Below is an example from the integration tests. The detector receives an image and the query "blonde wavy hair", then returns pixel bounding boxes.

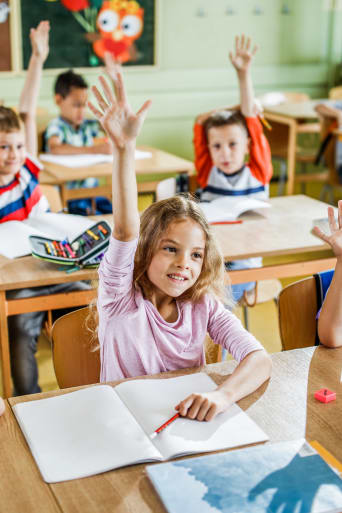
[87,194,233,347]
[134,194,232,305]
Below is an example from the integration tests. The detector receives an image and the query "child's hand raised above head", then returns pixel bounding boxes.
[30,20,50,63]
[88,73,151,150]
[313,200,342,258]
[229,34,258,75]
[103,51,122,83]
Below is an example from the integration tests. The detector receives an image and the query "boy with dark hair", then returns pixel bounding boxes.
[0,22,89,396]
[44,68,113,214]
[194,35,273,302]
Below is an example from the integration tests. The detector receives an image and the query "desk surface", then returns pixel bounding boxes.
[40,145,194,184]
[264,100,320,120]
[212,194,331,260]
[0,195,332,291]
[2,346,341,513]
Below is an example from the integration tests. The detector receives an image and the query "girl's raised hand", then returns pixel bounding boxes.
[30,20,50,63]
[88,73,151,149]
[175,389,231,422]
[313,201,342,258]
[229,34,257,74]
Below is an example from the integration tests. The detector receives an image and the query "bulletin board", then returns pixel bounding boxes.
[0,0,11,71]
[20,0,156,70]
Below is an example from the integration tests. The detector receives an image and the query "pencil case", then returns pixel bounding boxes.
[29,221,111,268]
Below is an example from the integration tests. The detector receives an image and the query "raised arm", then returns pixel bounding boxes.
[19,21,50,157]
[229,35,258,118]
[88,72,151,241]
[313,201,342,347]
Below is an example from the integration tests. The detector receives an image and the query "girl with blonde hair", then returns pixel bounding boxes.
[88,68,271,422]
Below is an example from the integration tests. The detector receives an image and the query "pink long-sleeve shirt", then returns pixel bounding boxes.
[97,237,264,382]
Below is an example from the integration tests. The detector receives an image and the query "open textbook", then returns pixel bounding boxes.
[199,197,271,223]
[39,149,152,168]
[13,372,269,483]
[147,439,342,513]
[0,212,94,259]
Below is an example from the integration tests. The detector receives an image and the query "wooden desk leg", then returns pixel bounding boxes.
[0,291,12,398]
[286,120,297,195]
[60,184,68,210]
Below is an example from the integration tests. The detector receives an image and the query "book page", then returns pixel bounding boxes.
[115,372,269,461]
[0,213,94,259]
[199,197,270,223]
[13,385,162,483]
[39,149,151,168]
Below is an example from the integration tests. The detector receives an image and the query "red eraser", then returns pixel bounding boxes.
[314,388,336,403]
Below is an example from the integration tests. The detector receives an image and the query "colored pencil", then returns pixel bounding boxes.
[150,413,180,439]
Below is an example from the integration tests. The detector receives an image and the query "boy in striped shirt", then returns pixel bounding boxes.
[193,35,273,302]
[0,22,89,396]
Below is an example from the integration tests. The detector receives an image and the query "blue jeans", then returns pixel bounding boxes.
[7,281,90,396]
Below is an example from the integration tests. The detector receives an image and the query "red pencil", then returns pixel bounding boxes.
[150,413,180,439]
[210,220,243,225]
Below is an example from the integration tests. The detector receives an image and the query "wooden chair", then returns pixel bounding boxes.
[51,305,223,389]
[278,276,318,351]
[329,86,342,101]
[51,306,100,389]
[278,270,334,351]
[259,91,321,194]
[40,184,63,213]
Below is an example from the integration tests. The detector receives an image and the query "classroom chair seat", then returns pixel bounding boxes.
[239,279,282,331]
[278,270,334,351]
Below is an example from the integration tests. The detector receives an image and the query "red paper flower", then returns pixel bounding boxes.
[61,0,89,11]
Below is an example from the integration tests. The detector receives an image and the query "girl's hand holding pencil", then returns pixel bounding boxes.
[175,389,232,422]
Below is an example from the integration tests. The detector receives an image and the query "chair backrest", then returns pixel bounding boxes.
[329,86,342,100]
[40,184,63,212]
[51,306,100,389]
[278,276,318,351]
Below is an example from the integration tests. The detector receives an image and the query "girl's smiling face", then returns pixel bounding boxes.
[147,218,206,304]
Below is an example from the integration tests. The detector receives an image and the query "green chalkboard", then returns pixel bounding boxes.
[21,0,155,69]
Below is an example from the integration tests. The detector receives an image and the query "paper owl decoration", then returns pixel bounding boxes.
[93,0,144,63]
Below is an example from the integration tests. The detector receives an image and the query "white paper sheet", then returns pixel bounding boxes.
[39,149,152,168]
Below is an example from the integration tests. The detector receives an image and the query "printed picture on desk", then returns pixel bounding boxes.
[20,0,156,69]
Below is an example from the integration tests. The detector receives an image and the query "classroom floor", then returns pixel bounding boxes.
[0,181,339,396]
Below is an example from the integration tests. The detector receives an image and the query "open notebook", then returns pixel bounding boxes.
[0,212,94,258]
[13,372,268,483]
[199,197,271,223]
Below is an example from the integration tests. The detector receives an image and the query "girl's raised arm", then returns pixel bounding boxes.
[88,73,151,241]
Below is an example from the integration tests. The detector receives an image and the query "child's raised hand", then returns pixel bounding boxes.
[88,74,151,149]
[313,201,342,258]
[103,51,122,82]
[175,389,231,422]
[229,34,257,74]
[30,20,50,62]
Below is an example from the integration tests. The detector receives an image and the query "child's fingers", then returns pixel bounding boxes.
[88,101,103,120]
[338,200,342,229]
[328,206,338,232]
[99,76,116,106]
[252,44,258,56]
[245,37,251,51]
[136,99,152,122]
[114,72,128,105]
[312,225,330,243]
[91,85,109,112]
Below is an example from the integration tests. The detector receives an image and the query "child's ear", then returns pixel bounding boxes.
[55,94,62,106]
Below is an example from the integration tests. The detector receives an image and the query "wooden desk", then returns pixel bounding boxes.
[264,101,321,195]
[1,346,341,513]
[0,196,336,398]
[216,194,336,284]
[40,146,195,208]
